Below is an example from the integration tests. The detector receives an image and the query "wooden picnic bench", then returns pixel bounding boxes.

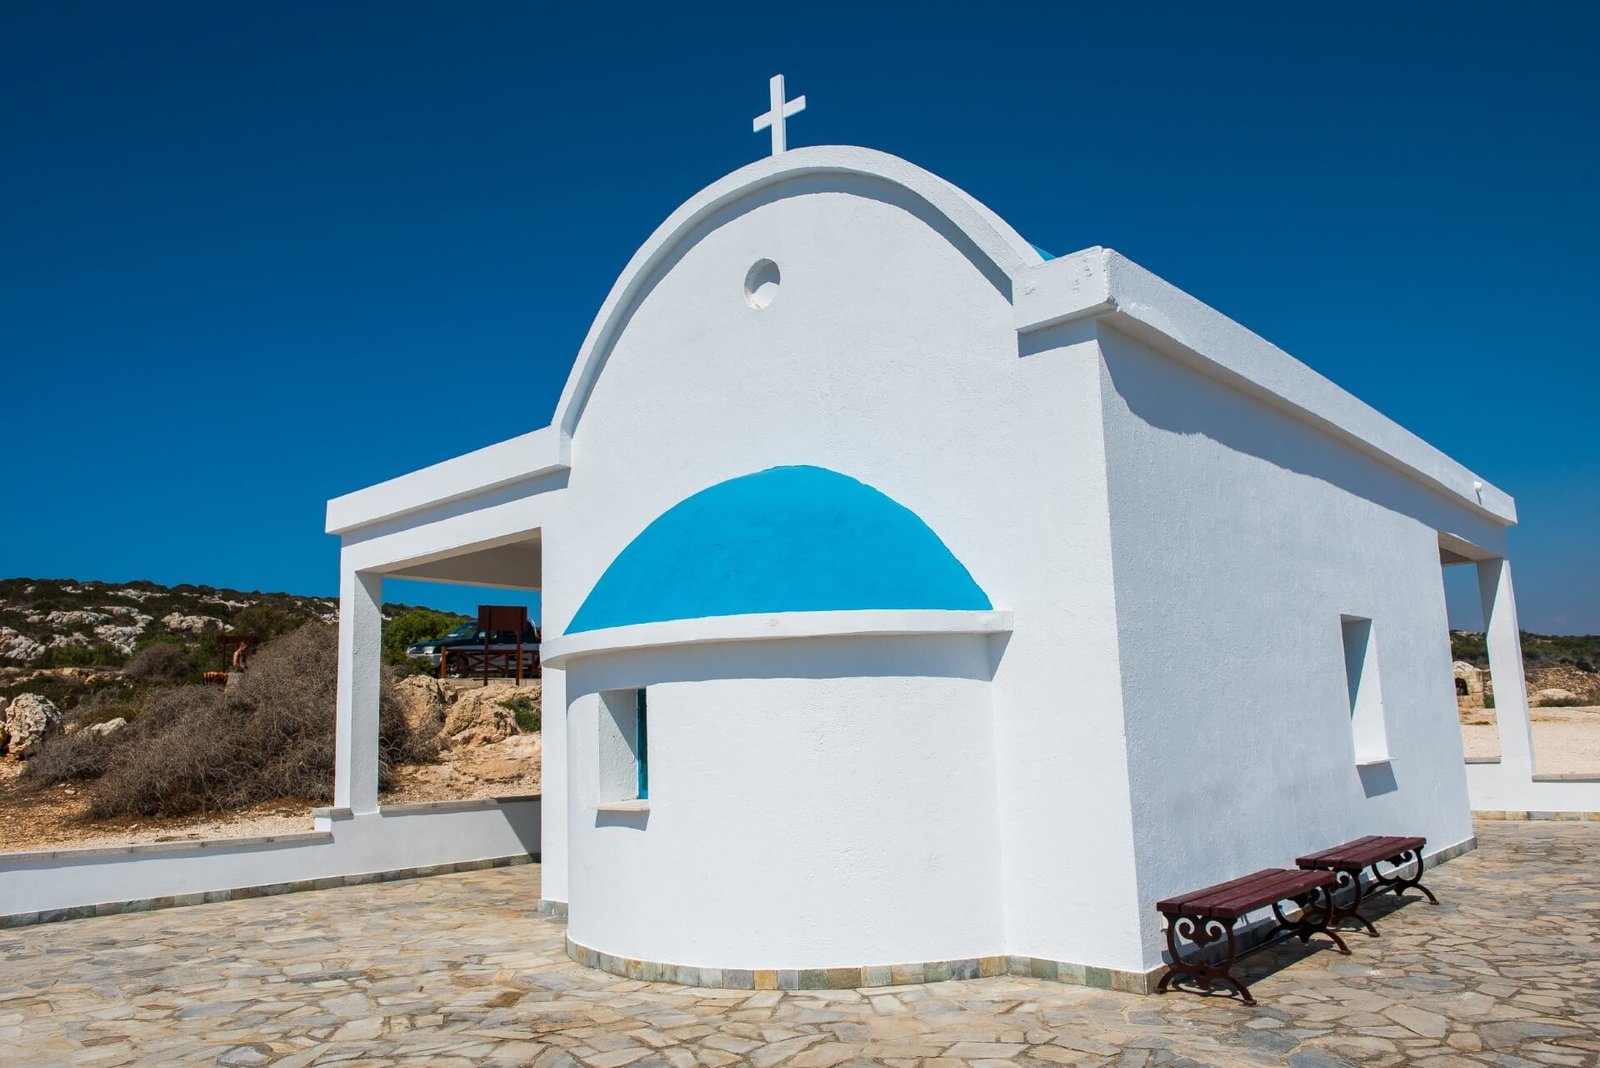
[1156,868,1350,1005]
[1295,835,1436,937]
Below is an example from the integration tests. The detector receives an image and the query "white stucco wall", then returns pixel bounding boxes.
[0,800,540,921]
[1094,326,1480,970]
[544,171,1144,970]
[562,635,1001,967]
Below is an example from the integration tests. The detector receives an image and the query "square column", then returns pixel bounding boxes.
[335,563,384,815]
[1477,557,1535,779]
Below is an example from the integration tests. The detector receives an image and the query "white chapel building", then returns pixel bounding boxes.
[313,92,1550,990]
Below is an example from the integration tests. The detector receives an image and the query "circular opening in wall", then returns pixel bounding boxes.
[744,259,780,309]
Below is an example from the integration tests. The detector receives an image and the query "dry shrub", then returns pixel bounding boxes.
[20,728,117,786]
[85,623,435,818]
[124,642,194,682]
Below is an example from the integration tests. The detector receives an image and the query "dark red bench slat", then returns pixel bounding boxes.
[1297,835,1425,870]
[1158,868,1336,920]
[1156,869,1281,912]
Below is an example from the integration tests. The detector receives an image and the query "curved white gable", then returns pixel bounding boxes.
[550,145,1044,443]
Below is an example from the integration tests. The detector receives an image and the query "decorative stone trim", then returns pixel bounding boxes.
[0,854,534,931]
[1474,809,1600,821]
[538,899,569,918]
[564,937,1161,994]
[562,839,1480,996]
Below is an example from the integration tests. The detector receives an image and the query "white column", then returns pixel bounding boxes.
[335,560,384,814]
[539,664,568,907]
[1477,557,1536,779]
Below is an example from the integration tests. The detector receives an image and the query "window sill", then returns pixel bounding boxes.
[1355,757,1395,769]
[593,799,650,813]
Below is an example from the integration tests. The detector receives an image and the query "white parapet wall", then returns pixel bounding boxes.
[0,796,540,927]
[1465,763,1600,817]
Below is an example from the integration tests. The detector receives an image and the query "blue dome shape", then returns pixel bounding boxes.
[567,466,991,633]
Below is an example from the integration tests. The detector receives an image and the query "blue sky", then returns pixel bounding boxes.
[2,3,1595,631]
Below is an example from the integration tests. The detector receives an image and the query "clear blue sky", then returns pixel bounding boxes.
[2,3,1595,631]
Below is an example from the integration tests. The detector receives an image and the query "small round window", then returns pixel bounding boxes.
[744,259,780,309]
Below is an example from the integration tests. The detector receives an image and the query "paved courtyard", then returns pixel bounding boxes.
[4,822,1597,1067]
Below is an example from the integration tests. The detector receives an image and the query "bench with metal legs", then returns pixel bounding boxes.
[1296,835,1436,937]
[1155,868,1351,1006]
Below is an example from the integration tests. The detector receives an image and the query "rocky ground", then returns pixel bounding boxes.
[6,821,1596,1065]
[0,676,541,855]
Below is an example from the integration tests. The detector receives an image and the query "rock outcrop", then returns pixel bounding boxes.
[87,717,129,737]
[4,693,63,758]
[1531,688,1581,707]
[441,688,519,749]
[391,675,449,743]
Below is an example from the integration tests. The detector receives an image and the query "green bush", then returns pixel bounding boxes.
[382,608,468,666]
[34,642,127,670]
[230,603,313,644]
[502,694,540,734]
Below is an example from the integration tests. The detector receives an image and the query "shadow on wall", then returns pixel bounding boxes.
[563,631,1007,703]
[1096,329,1504,548]
[1358,761,1399,798]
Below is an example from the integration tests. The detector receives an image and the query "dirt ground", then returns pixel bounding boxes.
[0,675,542,855]
[1459,704,1600,774]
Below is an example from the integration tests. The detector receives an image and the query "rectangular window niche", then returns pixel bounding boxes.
[1340,616,1391,765]
[598,688,647,806]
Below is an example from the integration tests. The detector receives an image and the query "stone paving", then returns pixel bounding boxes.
[3,821,1597,1067]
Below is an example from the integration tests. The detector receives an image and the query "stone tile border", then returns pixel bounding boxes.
[0,831,331,865]
[1474,809,1600,820]
[562,838,1480,996]
[565,936,1163,994]
[0,854,534,931]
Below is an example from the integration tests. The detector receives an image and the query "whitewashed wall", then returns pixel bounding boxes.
[0,800,539,922]
[562,635,1001,967]
[1095,326,1481,971]
[545,173,1145,970]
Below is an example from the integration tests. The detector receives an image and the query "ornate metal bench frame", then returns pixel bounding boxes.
[1302,841,1438,938]
[1157,882,1350,1006]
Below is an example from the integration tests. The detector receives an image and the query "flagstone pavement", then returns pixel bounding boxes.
[3,821,1597,1067]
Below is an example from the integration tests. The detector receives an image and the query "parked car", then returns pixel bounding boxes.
[406,620,541,673]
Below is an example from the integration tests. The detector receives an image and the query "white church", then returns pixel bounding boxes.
[316,78,1541,991]
[15,77,1569,987]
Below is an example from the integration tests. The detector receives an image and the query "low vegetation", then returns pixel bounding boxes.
[22,624,438,818]
[1450,631,1600,673]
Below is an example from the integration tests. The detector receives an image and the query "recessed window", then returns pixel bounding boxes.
[1340,616,1391,765]
[599,688,648,803]
[744,259,780,309]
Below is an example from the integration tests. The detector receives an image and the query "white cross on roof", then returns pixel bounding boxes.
[752,74,806,156]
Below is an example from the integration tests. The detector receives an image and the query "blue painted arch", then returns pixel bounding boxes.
[567,466,991,634]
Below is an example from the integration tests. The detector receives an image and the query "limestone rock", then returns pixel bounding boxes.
[442,689,519,749]
[87,717,129,737]
[0,627,46,663]
[1531,688,1580,707]
[392,674,448,742]
[161,612,223,634]
[4,693,63,758]
[462,733,542,783]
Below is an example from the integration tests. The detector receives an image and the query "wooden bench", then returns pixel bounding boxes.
[1295,835,1436,937]
[1156,868,1350,1004]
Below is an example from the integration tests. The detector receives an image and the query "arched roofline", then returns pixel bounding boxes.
[551,145,1042,443]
